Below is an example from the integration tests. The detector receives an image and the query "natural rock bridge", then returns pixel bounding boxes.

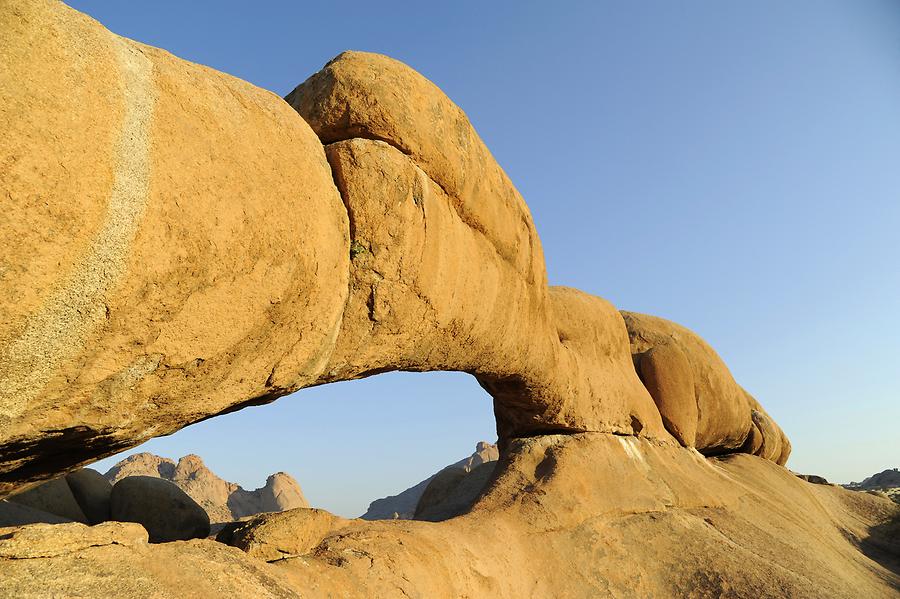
[0,2,895,597]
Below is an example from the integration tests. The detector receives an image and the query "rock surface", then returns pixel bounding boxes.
[110,476,211,542]
[0,0,348,494]
[65,468,113,524]
[1,2,891,598]
[0,521,299,598]
[3,435,898,598]
[218,508,348,562]
[0,521,148,559]
[6,477,87,523]
[361,442,499,520]
[105,453,308,523]
[622,311,790,463]
[415,461,498,522]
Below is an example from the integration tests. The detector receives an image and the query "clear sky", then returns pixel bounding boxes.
[72,1,900,517]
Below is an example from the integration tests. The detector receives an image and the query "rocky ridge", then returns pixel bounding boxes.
[846,468,900,504]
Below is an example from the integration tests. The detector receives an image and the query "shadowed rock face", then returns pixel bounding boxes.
[361,442,499,520]
[110,476,211,543]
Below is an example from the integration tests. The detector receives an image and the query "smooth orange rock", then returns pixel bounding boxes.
[0,0,347,493]
[622,311,789,463]
[636,342,698,447]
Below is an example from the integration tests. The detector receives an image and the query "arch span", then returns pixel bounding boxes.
[0,2,786,496]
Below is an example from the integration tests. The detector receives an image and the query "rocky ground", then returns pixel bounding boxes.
[2,435,899,598]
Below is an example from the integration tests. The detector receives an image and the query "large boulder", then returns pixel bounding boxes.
[414,462,498,522]
[633,341,698,447]
[6,477,87,523]
[218,508,348,562]
[4,468,111,526]
[110,476,210,542]
[65,468,112,525]
[362,441,500,520]
[0,0,348,495]
[622,311,790,463]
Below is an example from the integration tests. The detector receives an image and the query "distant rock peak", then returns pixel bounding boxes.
[102,453,308,523]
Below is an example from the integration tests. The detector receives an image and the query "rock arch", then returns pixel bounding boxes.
[0,1,785,497]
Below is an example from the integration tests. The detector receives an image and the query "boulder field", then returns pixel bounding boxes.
[0,1,897,597]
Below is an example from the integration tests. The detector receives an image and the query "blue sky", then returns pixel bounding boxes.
[73,1,900,517]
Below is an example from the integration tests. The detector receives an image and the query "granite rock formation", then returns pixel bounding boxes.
[3,435,899,598]
[0,0,348,495]
[414,461,498,522]
[361,441,498,520]
[105,453,308,523]
[622,311,789,462]
[0,1,897,597]
[0,468,113,526]
[1,0,787,495]
[110,476,211,542]
[5,476,88,523]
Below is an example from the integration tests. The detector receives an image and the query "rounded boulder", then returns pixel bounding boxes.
[65,468,112,525]
[110,476,210,542]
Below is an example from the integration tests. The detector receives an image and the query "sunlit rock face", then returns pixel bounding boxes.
[0,0,349,495]
[3,2,896,598]
[0,1,791,495]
